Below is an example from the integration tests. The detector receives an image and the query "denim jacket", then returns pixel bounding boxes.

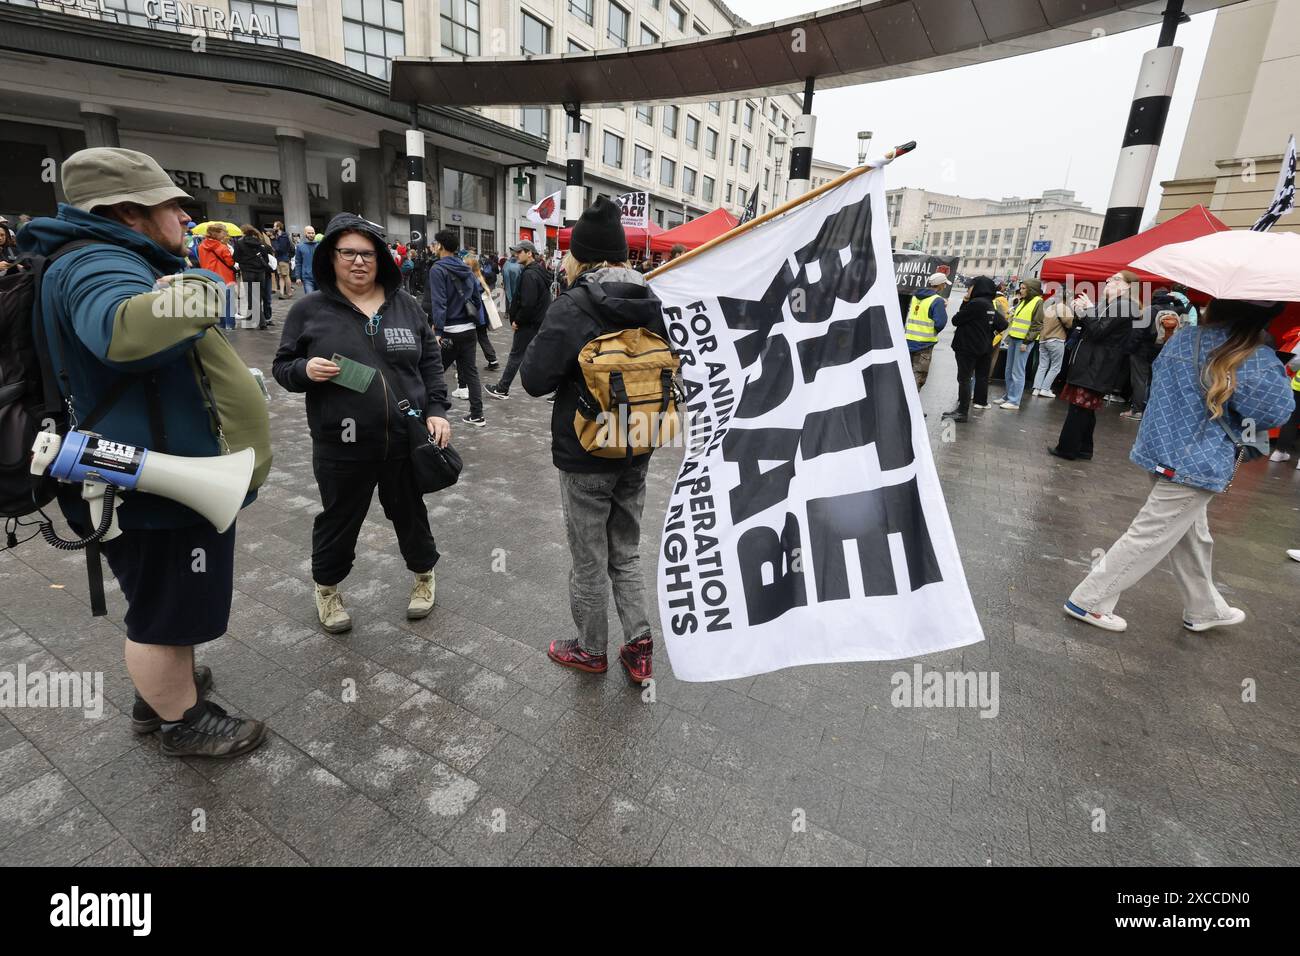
[1130,324,1292,493]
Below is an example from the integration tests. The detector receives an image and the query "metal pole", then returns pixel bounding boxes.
[405,103,427,249]
[787,78,816,198]
[564,104,584,228]
[1099,0,1186,245]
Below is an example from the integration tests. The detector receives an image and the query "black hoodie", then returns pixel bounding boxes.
[521,267,668,473]
[272,213,448,460]
[233,233,272,278]
[950,276,1006,356]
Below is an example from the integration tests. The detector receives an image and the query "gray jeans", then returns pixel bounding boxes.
[558,461,653,654]
[1070,477,1232,625]
[1033,338,1066,392]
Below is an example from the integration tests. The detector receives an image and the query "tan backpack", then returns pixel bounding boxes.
[573,319,683,459]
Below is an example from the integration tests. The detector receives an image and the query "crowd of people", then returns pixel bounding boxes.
[8,145,1298,764]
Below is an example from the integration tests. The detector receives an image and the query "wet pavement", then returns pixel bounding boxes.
[2,291,1298,866]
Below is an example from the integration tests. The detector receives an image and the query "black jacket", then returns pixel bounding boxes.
[521,267,667,473]
[233,234,271,278]
[950,276,1005,356]
[271,214,448,460]
[1066,297,1136,394]
[510,258,553,327]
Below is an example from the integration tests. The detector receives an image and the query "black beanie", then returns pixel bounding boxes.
[569,196,628,263]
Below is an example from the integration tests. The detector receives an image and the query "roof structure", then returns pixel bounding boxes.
[391,0,1241,109]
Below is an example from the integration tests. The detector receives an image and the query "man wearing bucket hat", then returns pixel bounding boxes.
[904,271,951,392]
[19,147,272,758]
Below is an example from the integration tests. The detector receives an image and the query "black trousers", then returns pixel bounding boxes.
[477,324,498,365]
[1129,354,1153,412]
[497,323,538,392]
[955,351,990,413]
[243,274,272,327]
[311,456,439,586]
[448,329,483,417]
[1056,403,1096,459]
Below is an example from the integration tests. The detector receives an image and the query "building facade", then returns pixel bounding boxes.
[883,187,994,251]
[1156,0,1300,232]
[921,189,1104,280]
[465,0,806,236]
[0,0,548,255]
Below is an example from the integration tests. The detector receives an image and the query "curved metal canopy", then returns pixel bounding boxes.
[390,0,1240,109]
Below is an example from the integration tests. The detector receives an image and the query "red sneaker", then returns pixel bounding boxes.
[548,639,608,673]
[619,635,653,685]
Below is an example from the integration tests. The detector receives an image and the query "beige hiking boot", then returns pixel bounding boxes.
[407,570,436,620]
[314,583,352,633]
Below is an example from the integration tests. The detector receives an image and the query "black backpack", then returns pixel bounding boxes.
[0,243,92,524]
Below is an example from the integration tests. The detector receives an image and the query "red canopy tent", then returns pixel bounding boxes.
[1040,205,1230,286]
[648,208,740,254]
[556,221,665,252]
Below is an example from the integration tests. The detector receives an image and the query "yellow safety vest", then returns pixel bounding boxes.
[1007,296,1041,340]
[905,294,941,345]
[1292,366,1300,392]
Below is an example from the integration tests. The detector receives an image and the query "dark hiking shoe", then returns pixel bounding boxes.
[485,384,510,400]
[619,635,653,685]
[547,639,608,674]
[159,700,268,759]
[132,666,214,734]
[485,362,500,371]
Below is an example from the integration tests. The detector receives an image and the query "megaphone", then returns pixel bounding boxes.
[30,430,254,542]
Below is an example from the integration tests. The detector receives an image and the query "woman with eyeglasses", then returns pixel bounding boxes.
[272,213,451,635]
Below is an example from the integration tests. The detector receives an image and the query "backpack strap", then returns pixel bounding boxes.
[608,370,632,459]
[31,239,108,426]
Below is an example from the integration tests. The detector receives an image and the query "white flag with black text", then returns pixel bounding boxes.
[649,166,983,682]
[1253,134,1296,232]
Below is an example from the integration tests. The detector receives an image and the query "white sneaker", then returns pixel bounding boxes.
[972,403,989,410]
[1183,606,1245,632]
[1287,549,1300,563]
[1063,601,1127,632]
[1269,450,1292,462]
[999,401,1020,410]
[452,387,469,400]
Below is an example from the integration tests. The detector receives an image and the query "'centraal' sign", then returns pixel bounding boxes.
[166,169,325,199]
[52,0,279,38]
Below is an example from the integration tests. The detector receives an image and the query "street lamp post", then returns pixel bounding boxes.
[919,211,933,253]
[1019,198,1042,280]
[857,130,873,167]
[774,135,787,204]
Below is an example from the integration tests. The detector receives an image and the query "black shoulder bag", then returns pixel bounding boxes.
[394,396,463,494]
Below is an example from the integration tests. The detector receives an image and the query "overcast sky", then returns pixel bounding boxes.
[727,1,1217,217]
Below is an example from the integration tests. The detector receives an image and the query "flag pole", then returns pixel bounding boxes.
[647,141,916,280]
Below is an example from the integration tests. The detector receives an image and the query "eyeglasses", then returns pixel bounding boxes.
[335,248,377,263]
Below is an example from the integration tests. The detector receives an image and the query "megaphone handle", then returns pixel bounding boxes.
[83,481,122,542]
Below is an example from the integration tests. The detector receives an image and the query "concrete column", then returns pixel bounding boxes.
[80,103,120,148]
[359,147,385,226]
[275,127,312,236]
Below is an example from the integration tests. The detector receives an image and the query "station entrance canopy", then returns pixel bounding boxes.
[390,0,1239,109]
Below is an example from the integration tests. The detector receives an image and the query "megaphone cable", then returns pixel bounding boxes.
[39,484,118,550]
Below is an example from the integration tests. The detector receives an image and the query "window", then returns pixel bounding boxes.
[942,232,952,245]
[953,233,963,246]
[607,2,629,46]
[1016,228,1027,248]
[442,168,495,214]
[728,138,736,165]
[636,105,653,125]
[704,128,718,158]
[521,11,551,55]
[660,157,676,187]
[743,102,755,130]
[702,176,715,203]
[640,23,658,45]
[481,229,496,254]
[738,186,748,207]
[685,115,699,149]
[977,229,988,244]
[663,105,678,138]
[569,0,592,26]
[766,132,773,156]
[668,3,686,31]
[602,131,624,169]
[682,167,697,196]
[763,167,770,191]
[708,101,720,115]
[740,144,751,172]
[520,108,549,138]
[990,229,1001,245]
[343,0,404,79]
[693,21,707,36]
[725,183,733,203]
[567,38,588,53]
[770,104,779,124]
[231,1,301,49]
[582,120,592,158]
[634,145,653,179]
[782,115,789,133]
[731,101,738,122]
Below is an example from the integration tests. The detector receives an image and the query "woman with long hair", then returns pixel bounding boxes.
[233,224,274,329]
[1063,298,1293,633]
[1048,271,1142,460]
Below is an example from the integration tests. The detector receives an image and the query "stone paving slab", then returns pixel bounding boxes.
[2,293,1298,866]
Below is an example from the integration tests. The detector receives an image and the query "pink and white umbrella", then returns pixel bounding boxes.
[1129,229,1300,301]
